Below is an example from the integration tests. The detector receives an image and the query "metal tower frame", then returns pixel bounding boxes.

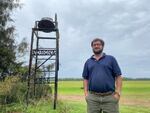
[27,14,59,109]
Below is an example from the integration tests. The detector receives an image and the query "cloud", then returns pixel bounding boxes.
[14,0,150,78]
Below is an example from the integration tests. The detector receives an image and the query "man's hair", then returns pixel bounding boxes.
[91,38,105,47]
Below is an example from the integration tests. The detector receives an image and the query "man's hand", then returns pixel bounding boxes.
[85,91,88,97]
[113,92,120,100]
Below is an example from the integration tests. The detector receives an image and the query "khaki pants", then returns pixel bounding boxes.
[85,92,119,113]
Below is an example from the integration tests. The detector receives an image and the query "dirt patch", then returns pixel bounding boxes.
[120,97,150,107]
[58,95,85,101]
[58,95,150,107]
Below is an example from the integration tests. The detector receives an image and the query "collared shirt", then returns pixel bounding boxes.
[82,53,122,93]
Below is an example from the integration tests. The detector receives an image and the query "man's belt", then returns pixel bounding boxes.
[89,91,113,96]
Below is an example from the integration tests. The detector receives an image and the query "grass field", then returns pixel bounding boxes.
[57,80,150,113]
[1,80,150,113]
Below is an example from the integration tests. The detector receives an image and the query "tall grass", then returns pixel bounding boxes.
[0,76,52,113]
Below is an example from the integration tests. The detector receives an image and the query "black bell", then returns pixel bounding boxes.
[38,17,55,33]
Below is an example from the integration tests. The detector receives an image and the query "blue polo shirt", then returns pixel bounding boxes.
[82,53,122,93]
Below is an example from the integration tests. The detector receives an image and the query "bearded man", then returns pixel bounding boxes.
[82,38,123,113]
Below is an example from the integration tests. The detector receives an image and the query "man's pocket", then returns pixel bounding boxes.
[111,94,119,102]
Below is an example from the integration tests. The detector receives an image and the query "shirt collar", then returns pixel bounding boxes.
[90,52,106,60]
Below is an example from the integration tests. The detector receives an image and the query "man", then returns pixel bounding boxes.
[82,38,122,113]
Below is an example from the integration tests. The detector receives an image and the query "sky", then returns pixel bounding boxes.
[12,0,150,78]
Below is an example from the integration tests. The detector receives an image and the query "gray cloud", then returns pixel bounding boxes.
[14,0,150,78]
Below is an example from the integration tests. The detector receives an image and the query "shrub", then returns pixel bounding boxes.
[0,76,52,104]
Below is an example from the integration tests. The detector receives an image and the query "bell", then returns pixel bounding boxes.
[38,17,55,33]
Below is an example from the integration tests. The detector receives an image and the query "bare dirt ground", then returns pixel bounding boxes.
[58,95,150,107]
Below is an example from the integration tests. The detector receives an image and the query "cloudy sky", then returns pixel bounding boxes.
[13,0,150,78]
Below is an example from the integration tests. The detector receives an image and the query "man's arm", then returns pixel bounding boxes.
[115,75,123,97]
[83,79,88,97]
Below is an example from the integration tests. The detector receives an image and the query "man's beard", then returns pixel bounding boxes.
[93,49,103,55]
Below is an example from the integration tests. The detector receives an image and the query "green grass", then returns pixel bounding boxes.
[58,80,150,96]
[57,80,150,113]
[1,99,72,113]
[2,80,150,113]
[120,105,150,113]
[58,81,83,95]
[122,81,150,101]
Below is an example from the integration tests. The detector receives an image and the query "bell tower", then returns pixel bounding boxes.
[27,14,59,109]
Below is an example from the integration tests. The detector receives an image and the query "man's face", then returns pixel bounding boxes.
[92,41,103,55]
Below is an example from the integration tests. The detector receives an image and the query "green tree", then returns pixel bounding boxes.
[0,0,21,77]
